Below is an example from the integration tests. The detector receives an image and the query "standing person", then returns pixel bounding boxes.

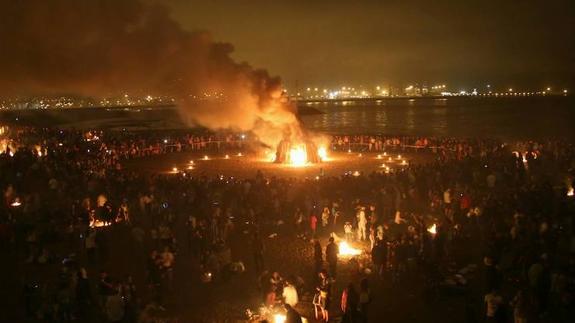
[358,278,371,323]
[314,239,323,274]
[314,270,331,322]
[85,229,97,263]
[510,290,528,323]
[185,215,196,252]
[105,286,125,323]
[147,251,161,294]
[283,278,299,307]
[310,213,318,237]
[357,207,367,241]
[326,237,339,279]
[285,303,303,323]
[371,240,387,278]
[344,222,354,241]
[331,202,339,226]
[484,289,504,323]
[321,207,330,229]
[160,246,175,290]
[75,268,91,320]
[341,283,358,323]
[120,275,137,322]
[98,271,114,309]
[294,208,304,237]
[252,232,265,274]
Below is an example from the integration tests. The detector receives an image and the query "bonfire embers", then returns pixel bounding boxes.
[275,138,321,166]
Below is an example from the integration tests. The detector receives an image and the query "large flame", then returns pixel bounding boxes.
[318,146,328,161]
[339,241,361,256]
[273,313,286,323]
[289,146,307,166]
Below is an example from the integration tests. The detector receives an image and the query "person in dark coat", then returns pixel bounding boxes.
[371,240,387,277]
[325,237,339,278]
[285,303,303,323]
[341,283,359,323]
[75,268,91,319]
[253,232,265,274]
[313,239,323,274]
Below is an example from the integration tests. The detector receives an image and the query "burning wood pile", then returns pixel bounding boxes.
[274,138,324,166]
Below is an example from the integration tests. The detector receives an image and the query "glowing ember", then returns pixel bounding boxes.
[237,152,243,157]
[201,271,213,283]
[427,224,437,234]
[397,154,402,159]
[339,241,361,256]
[358,153,363,157]
[203,155,209,160]
[383,152,387,156]
[568,188,574,197]
[401,160,408,165]
[172,167,178,173]
[189,160,194,164]
[224,154,230,159]
[388,157,393,162]
[380,163,386,168]
[347,149,352,153]
[11,200,22,207]
[187,165,194,170]
[267,151,276,162]
[289,146,307,166]
[377,154,382,159]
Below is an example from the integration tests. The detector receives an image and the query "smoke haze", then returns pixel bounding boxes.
[0,0,300,145]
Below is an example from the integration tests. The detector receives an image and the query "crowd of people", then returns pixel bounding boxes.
[1,125,574,322]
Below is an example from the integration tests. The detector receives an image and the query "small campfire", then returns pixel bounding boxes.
[90,219,112,228]
[339,241,362,257]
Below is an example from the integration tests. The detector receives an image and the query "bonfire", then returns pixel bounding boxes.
[339,241,362,257]
[274,137,325,166]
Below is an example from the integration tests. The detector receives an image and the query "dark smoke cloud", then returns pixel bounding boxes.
[0,0,300,143]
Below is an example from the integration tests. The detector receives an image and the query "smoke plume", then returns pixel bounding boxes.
[0,0,301,145]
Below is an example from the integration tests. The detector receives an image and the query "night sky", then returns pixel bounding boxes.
[166,0,575,90]
[0,0,573,97]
